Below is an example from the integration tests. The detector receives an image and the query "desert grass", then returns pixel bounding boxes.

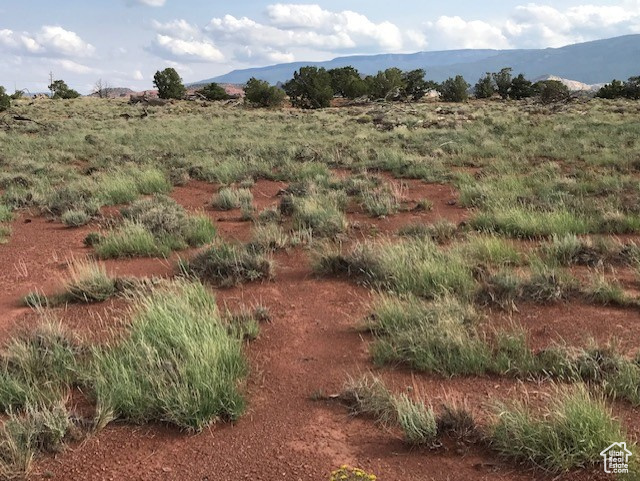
[491,386,626,472]
[91,280,248,431]
[211,187,253,211]
[94,196,216,258]
[180,241,274,286]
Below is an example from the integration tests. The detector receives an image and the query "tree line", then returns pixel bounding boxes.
[1,67,638,113]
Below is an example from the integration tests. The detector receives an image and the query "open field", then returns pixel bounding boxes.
[0,97,640,480]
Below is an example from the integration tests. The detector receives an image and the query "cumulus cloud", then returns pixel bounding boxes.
[424,3,640,50]
[149,18,225,62]
[152,34,224,62]
[54,59,98,74]
[0,25,95,57]
[426,16,510,49]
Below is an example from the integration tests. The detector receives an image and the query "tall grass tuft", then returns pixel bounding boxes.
[91,280,248,431]
[491,386,626,472]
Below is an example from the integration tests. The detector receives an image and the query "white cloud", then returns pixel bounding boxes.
[133,70,144,80]
[54,59,97,74]
[152,19,200,40]
[129,0,166,6]
[422,3,640,51]
[426,16,510,49]
[153,34,224,62]
[0,26,94,58]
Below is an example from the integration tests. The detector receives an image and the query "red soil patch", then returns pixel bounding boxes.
[491,301,640,355]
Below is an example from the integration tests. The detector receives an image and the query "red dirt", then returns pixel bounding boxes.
[0,180,637,481]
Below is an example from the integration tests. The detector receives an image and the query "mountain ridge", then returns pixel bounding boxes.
[195,34,640,86]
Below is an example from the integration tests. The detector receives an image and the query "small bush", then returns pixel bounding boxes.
[211,188,253,211]
[491,387,625,472]
[62,258,117,303]
[95,196,216,258]
[60,209,91,227]
[0,402,71,479]
[95,222,166,258]
[0,323,80,411]
[291,195,347,238]
[361,185,403,218]
[181,242,274,286]
[91,281,247,431]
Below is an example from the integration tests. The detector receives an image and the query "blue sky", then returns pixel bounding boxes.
[1,0,638,93]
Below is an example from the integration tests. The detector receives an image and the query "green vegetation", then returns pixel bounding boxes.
[0,86,10,112]
[181,241,274,286]
[341,375,437,445]
[438,75,470,102]
[93,196,216,258]
[153,68,186,100]
[48,79,80,99]
[491,387,625,472]
[91,281,248,431]
[212,187,253,210]
[197,82,231,101]
[244,78,286,107]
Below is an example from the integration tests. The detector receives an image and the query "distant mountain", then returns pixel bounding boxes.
[197,35,640,86]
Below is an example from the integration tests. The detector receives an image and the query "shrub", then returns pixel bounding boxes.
[491,387,625,472]
[211,188,253,210]
[291,195,347,238]
[438,75,470,102]
[329,466,377,481]
[181,242,274,286]
[341,374,437,445]
[95,222,166,258]
[60,209,91,227]
[361,185,402,218]
[197,82,231,101]
[91,281,248,431]
[0,402,71,479]
[0,323,80,411]
[534,80,570,104]
[369,294,489,375]
[0,86,10,112]
[62,258,117,303]
[284,66,334,109]
[244,78,285,108]
[153,68,186,100]
[94,196,216,258]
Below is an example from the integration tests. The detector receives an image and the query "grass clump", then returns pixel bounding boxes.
[181,241,274,287]
[211,187,253,211]
[341,375,437,445]
[0,323,80,411]
[368,295,490,375]
[291,194,347,238]
[398,220,458,244]
[491,386,626,472]
[94,196,216,258]
[91,280,248,431]
[361,184,404,218]
[95,221,166,258]
[0,402,72,480]
[314,238,474,299]
[471,207,592,239]
[60,209,91,227]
